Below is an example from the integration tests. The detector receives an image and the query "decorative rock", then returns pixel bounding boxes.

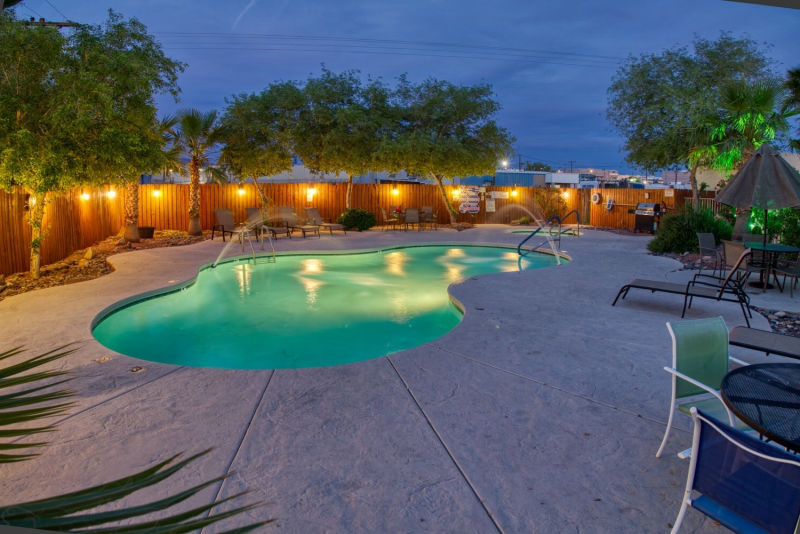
[776,311,788,318]
[117,238,126,246]
[84,247,93,260]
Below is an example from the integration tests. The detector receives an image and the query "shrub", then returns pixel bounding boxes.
[337,208,376,231]
[647,206,732,254]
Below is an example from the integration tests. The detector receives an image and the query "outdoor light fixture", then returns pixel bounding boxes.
[502,160,509,169]
[392,186,399,196]
[106,189,117,199]
[237,187,245,196]
[24,194,34,211]
[451,189,460,199]
[511,186,518,197]
[80,192,90,201]
[561,190,569,200]
[152,189,161,197]
[307,186,316,203]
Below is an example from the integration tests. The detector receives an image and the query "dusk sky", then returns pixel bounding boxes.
[13,0,800,174]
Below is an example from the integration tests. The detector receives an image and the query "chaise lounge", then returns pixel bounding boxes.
[612,248,753,326]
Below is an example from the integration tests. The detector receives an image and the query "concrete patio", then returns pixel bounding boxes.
[1,225,796,533]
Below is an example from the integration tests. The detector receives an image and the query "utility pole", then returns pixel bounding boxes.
[568,160,575,173]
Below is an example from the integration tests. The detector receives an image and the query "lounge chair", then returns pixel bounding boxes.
[277,206,320,238]
[380,207,400,231]
[612,248,753,326]
[670,408,800,534]
[305,208,346,235]
[211,209,238,242]
[655,316,749,458]
[728,326,800,359]
[245,208,290,240]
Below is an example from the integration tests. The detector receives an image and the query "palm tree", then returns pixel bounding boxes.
[123,114,180,242]
[174,109,220,236]
[692,79,794,239]
[786,67,800,151]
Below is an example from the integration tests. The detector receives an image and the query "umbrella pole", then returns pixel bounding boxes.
[764,209,768,246]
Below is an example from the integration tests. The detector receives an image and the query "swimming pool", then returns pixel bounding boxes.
[92,245,560,369]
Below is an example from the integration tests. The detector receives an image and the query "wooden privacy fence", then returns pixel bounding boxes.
[0,183,695,276]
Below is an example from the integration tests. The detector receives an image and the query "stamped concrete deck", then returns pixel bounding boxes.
[2,225,796,533]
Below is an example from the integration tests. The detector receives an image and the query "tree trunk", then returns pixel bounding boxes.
[689,164,700,210]
[188,158,202,235]
[431,173,458,225]
[26,191,46,279]
[346,174,353,210]
[123,181,140,242]
[732,208,752,241]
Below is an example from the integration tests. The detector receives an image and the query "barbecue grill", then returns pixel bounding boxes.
[628,202,662,233]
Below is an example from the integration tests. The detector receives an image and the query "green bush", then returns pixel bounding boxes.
[647,206,732,254]
[337,208,376,231]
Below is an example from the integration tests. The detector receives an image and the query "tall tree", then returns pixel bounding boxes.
[787,67,800,151]
[607,33,777,207]
[292,69,391,209]
[174,109,221,235]
[0,11,182,277]
[691,79,795,238]
[385,77,513,225]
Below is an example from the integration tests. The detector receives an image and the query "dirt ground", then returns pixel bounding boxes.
[0,230,208,302]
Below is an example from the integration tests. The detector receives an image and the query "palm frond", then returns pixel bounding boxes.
[2,450,271,533]
[0,346,76,462]
[0,346,271,531]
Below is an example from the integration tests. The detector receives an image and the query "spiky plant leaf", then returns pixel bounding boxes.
[0,346,76,461]
[0,347,271,531]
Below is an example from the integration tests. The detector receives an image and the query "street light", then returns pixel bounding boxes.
[501,160,509,169]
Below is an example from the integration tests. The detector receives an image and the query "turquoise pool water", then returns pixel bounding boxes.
[92,245,559,369]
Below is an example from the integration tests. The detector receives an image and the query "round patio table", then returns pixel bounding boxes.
[743,242,800,290]
[721,363,800,452]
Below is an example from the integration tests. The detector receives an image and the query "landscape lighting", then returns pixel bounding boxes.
[307,186,316,202]
[237,187,245,196]
[80,192,90,201]
[511,186,518,197]
[152,189,161,197]
[106,189,117,199]
[392,186,399,196]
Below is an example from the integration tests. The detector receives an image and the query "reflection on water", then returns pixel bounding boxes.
[234,264,252,296]
[298,276,323,305]
[445,248,466,258]
[384,251,408,276]
[301,258,323,274]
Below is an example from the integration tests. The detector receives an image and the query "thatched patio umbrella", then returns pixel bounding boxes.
[715,143,800,246]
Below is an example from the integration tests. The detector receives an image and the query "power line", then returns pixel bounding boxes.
[159,45,617,69]
[154,31,626,62]
[42,0,70,21]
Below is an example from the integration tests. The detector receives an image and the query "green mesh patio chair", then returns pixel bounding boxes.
[670,408,800,534]
[655,316,750,458]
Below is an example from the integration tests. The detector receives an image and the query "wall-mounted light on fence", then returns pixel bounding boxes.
[451,188,460,199]
[511,185,518,197]
[80,192,90,201]
[391,186,399,196]
[106,189,117,199]
[237,187,245,196]
[307,186,317,203]
[24,194,34,211]
[152,189,161,198]
[561,190,569,200]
